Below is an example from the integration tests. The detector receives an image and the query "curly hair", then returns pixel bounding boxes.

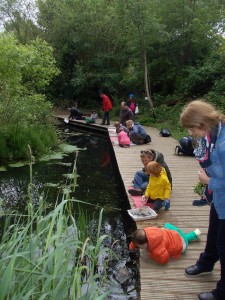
[146,161,162,176]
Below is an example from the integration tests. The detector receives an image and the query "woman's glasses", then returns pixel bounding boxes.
[140,150,153,156]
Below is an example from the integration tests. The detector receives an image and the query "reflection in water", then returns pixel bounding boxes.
[0,128,139,299]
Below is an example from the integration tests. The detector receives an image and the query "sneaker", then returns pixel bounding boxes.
[194,228,201,237]
[164,199,170,210]
[193,199,209,207]
[185,264,213,277]
[128,189,143,196]
[175,145,180,155]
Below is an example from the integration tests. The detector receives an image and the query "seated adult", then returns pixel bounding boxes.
[128,149,172,196]
[175,136,195,156]
[126,119,151,144]
[68,107,83,120]
[119,102,134,126]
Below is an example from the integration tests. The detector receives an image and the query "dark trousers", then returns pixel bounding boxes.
[147,198,164,210]
[102,111,110,124]
[197,203,225,299]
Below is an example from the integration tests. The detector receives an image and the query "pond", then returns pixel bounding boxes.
[0,124,140,300]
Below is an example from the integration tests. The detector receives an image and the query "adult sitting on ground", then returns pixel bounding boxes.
[119,102,134,126]
[126,119,151,145]
[128,149,172,196]
[68,107,84,120]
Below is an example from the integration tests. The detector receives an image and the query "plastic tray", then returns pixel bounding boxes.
[127,206,157,221]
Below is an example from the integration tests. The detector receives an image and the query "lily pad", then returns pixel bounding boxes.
[0,166,7,171]
[45,183,60,188]
[63,173,80,179]
[8,162,29,168]
[59,144,79,153]
[56,162,73,167]
[62,187,73,194]
[39,152,66,161]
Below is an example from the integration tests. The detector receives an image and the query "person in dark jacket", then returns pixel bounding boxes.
[119,102,134,126]
[175,136,195,156]
[128,149,172,196]
[68,107,83,120]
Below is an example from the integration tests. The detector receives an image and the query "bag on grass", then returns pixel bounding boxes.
[135,105,139,114]
[159,128,171,137]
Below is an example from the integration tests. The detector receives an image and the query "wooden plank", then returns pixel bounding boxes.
[56,114,218,300]
[110,125,219,300]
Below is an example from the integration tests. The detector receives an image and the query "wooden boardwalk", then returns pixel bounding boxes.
[110,125,220,300]
[56,115,220,300]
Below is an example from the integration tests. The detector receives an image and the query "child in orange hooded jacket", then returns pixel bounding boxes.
[129,223,201,264]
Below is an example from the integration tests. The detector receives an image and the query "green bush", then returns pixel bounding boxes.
[0,125,59,163]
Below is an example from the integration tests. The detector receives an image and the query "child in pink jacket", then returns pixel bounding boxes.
[117,128,130,148]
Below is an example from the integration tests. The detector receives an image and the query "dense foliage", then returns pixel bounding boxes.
[0,34,60,162]
[0,0,224,108]
[0,0,224,153]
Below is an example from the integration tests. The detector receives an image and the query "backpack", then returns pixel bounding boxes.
[159,128,171,137]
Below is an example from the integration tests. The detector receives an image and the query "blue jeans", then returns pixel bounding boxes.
[196,203,225,299]
[133,170,149,190]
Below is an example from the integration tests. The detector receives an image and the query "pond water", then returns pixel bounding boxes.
[0,125,140,300]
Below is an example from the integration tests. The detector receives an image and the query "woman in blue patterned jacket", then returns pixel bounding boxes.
[180,99,225,300]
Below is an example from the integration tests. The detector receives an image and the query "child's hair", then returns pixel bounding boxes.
[133,229,147,246]
[92,110,96,113]
[146,161,162,176]
[114,121,120,127]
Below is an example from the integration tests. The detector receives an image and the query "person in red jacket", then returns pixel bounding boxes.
[99,92,112,125]
[129,223,201,264]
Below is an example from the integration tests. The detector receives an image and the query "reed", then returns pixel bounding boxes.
[0,146,112,300]
[0,200,111,300]
[0,124,59,163]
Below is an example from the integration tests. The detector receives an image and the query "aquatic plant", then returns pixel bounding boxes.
[0,199,111,300]
[0,145,113,299]
[0,124,60,163]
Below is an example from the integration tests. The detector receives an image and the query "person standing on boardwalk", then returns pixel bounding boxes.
[119,102,134,126]
[180,99,225,300]
[99,92,112,125]
[127,93,137,118]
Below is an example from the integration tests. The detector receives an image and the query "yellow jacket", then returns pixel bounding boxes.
[145,167,171,200]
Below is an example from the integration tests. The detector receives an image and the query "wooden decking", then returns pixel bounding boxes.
[110,125,220,300]
[56,115,219,300]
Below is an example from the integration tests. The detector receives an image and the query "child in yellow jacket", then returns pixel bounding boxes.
[142,161,171,210]
[129,223,201,264]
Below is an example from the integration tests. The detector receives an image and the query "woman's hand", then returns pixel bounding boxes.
[198,169,210,185]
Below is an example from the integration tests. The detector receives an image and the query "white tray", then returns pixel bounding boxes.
[127,206,157,221]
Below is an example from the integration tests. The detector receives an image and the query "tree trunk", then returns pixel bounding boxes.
[144,47,153,109]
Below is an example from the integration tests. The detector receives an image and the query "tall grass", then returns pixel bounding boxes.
[0,147,112,300]
[0,200,110,300]
[0,124,60,163]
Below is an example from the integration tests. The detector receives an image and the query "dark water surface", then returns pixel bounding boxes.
[0,126,140,299]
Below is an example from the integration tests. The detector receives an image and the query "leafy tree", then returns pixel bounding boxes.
[0,33,60,161]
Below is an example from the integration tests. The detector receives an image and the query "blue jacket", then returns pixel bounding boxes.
[132,123,147,138]
[208,123,225,219]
